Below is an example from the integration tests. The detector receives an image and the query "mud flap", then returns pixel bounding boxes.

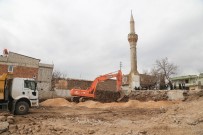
[11,100,17,115]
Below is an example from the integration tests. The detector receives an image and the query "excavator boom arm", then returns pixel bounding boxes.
[88,70,122,94]
[70,70,123,98]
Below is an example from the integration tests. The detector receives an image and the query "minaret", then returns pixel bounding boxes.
[128,11,140,90]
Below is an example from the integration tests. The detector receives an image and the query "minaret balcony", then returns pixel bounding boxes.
[128,33,138,42]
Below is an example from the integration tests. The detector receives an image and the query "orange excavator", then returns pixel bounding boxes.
[70,70,126,102]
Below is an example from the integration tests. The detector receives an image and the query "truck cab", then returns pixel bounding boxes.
[0,73,39,115]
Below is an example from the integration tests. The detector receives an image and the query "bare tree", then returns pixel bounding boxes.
[155,57,178,83]
[142,69,150,75]
[51,70,67,91]
[150,67,165,89]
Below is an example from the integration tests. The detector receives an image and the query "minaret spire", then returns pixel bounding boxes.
[128,10,140,90]
[130,10,135,33]
[130,10,134,21]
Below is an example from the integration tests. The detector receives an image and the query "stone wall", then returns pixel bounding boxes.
[129,90,186,101]
[50,89,187,102]
[129,90,168,101]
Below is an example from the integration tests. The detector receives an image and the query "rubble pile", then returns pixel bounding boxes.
[129,90,168,101]
[0,114,18,134]
[185,90,203,101]
[95,90,121,102]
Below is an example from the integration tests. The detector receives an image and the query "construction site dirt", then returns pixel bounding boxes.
[1,91,203,135]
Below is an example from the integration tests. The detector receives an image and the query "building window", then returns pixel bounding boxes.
[185,79,189,83]
[8,65,13,72]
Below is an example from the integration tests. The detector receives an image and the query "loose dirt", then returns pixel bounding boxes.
[40,98,73,107]
[1,94,203,135]
[40,98,179,109]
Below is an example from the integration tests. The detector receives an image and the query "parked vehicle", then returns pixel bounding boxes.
[0,73,39,115]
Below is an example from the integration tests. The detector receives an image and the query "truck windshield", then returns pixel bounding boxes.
[24,80,36,90]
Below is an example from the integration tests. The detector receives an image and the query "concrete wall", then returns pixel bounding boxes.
[167,90,185,100]
[53,89,71,98]
[7,52,40,68]
[38,63,53,82]
[38,82,53,99]
[129,90,186,101]
[37,63,53,99]
[0,56,7,62]
[38,89,71,101]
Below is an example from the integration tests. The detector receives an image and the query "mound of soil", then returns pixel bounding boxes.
[40,98,71,107]
[95,90,129,102]
[76,99,179,109]
[185,90,203,101]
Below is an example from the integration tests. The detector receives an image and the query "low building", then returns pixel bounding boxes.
[0,49,54,99]
[171,74,203,90]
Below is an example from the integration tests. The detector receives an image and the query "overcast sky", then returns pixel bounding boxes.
[0,0,203,80]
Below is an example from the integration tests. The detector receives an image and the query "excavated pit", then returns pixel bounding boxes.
[95,90,129,102]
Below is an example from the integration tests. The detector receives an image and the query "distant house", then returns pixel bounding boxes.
[171,74,203,90]
[0,49,54,99]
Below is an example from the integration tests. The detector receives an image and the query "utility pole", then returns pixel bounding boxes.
[120,62,122,70]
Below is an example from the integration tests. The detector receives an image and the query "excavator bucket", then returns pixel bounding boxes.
[95,90,129,102]
[117,90,129,102]
[95,90,120,102]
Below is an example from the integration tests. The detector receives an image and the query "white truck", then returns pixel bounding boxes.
[0,73,39,115]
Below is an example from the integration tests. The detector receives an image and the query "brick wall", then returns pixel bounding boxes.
[55,78,117,91]
[140,74,156,88]
[0,64,38,78]
[66,79,92,90]
[0,64,8,75]
[13,66,38,78]
[97,79,117,91]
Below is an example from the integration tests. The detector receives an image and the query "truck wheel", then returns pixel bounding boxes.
[15,101,29,115]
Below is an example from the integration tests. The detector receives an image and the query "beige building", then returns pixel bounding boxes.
[0,49,54,99]
[171,74,203,90]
